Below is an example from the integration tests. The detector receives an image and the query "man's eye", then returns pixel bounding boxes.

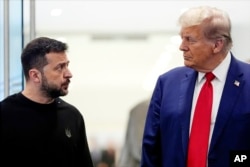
[55,62,69,71]
[187,37,196,43]
[56,64,64,70]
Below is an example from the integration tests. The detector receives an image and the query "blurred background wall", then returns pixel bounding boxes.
[2,0,250,165]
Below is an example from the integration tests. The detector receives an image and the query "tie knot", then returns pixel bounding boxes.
[205,72,215,82]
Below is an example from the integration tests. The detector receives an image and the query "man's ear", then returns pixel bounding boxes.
[29,69,41,83]
[213,38,224,53]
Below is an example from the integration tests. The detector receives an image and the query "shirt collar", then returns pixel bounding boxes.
[197,52,231,83]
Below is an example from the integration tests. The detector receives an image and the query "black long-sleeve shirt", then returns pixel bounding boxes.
[0,93,93,167]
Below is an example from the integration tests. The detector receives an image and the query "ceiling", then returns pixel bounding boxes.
[34,0,250,35]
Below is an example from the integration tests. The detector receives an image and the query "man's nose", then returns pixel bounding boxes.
[64,68,73,78]
[179,40,188,51]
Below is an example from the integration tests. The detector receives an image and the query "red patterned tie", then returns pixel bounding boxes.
[187,72,215,167]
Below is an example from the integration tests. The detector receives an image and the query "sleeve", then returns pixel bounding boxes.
[128,109,143,163]
[77,114,94,167]
[118,110,139,167]
[141,78,162,167]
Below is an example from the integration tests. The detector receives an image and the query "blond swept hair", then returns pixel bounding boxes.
[178,6,232,53]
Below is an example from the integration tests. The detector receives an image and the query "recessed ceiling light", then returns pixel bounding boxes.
[50,8,62,17]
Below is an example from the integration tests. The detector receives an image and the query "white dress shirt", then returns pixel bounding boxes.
[189,52,231,149]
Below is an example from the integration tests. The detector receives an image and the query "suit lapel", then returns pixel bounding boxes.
[179,70,197,157]
[209,56,244,152]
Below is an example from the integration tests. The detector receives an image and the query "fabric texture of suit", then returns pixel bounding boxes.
[141,53,250,167]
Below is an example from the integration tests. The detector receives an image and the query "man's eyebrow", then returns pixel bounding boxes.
[54,61,70,68]
[58,61,70,65]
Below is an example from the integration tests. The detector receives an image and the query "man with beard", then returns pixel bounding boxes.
[0,37,94,167]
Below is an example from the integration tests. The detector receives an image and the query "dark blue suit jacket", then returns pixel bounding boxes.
[141,54,250,167]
